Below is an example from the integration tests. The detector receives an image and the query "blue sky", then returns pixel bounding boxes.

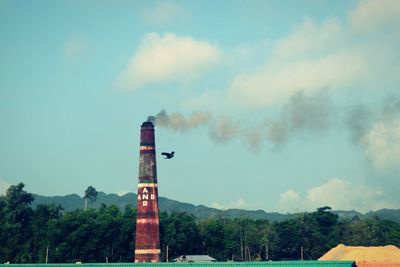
[1,0,400,213]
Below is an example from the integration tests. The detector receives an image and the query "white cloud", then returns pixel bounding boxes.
[0,179,11,195]
[116,33,220,90]
[279,178,395,213]
[222,0,400,109]
[229,50,367,107]
[279,189,300,205]
[273,18,344,62]
[362,118,400,169]
[305,178,357,210]
[64,35,89,61]
[212,198,247,210]
[120,0,399,110]
[117,190,130,196]
[227,17,369,108]
[349,0,400,32]
[143,2,187,25]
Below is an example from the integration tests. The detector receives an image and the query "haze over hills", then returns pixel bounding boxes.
[31,191,400,223]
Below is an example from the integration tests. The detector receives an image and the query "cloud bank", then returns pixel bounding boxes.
[199,0,398,109]
[227,17,368,108]
[279,178,395,213]
[116,33,220,90]
[349,0,400,32]
[362,118,400,169]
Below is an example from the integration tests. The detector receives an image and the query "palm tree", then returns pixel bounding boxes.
[83,186,98,211]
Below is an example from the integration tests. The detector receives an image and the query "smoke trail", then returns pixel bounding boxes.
[208,116,241,143]
[147,91,334,151]
[147,109,211,132]
[343,95,400,145]
[147,93,400,153]
[264,90,334,148]
[242,125,265,152]
[382,95,400,121]
[344,104,373,143]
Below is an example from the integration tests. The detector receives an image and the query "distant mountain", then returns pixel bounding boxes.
[31,192,400,223]
[32,192,289,222]
[365,208,400,222]
[330,209,400,223]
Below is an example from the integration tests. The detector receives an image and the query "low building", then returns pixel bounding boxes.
[173,255,217,262]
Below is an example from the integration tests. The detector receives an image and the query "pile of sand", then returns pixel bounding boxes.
[319,244,400,263]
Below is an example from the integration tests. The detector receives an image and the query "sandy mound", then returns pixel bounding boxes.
[319,244,400,263]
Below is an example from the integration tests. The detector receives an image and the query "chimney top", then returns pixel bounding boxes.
[141,121,154,128]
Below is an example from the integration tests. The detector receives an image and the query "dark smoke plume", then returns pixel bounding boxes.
[147,109,211,132]
[344,104,373,143]
[147,93,400,153]
[208,116,241,143]
[265,90,334,147]
[343,95,400,145]
[382,96,400,121]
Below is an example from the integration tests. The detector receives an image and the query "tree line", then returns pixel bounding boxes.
[1,183,399,263]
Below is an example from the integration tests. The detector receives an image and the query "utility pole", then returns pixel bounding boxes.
[45,246,49,264]
[240,233,243,261]
[300,246,304,261]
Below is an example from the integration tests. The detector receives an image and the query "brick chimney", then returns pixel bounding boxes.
[134,121,160,262]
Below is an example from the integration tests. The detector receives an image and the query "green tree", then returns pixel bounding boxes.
[31,203,62,263]
[199,219,225,260]
[272,207,339,260]
[50,209,99,262]
[115,205,136,262]
[95,204,124,262]
[273,217,303,260]
[160,212,202,261]
[250,220,273,261]
[0,183,34,263]
[307,206,340,259]
[342,216,400,247]
[83,186,98,211]
[221,219,242,261]
[0,193,7,261]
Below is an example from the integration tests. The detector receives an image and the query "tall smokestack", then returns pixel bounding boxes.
[134,121,160,262]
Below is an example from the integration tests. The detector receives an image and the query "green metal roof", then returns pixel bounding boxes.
[2,261,356,267]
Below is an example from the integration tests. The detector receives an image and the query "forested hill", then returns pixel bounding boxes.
[32,192,287,222]
[3,183,400,263]
[32,191,400,223]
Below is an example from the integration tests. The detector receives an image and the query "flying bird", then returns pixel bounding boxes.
[161,151,175,159]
